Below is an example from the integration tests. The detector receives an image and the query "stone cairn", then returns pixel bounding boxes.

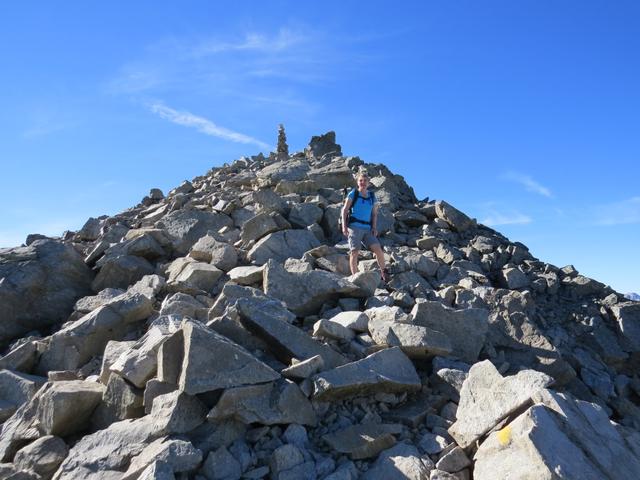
[1,130,640,479]
[276,124,289,162]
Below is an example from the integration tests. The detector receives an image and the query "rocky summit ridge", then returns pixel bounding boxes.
[1,130,640,480]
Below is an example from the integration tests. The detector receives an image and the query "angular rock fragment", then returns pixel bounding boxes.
[236,297,347,369]
[179,320,280,395]
[448,360,553,448]
[281,355,325,380]
[264,260,360,316]
[411,300,488,363]
[474,389,640,479]
[435,201,474,232]
[248,230,320,265]
[362,443,432,480]
[0,240,94,347]
[207,379,317,426]
[37,380,105,437]
[123,437,203,480]
[13,435,68,480]
[312,347,421,401]
[323,423,400,459]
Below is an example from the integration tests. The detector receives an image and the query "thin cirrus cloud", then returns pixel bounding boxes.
[147,102,273,151]
[191,28,308,56]
[502,172,553,198]
[593,197,640,225]
[481,211,532,226]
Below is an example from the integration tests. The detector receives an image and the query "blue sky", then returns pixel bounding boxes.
[1,1,638,293]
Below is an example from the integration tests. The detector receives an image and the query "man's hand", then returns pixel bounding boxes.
[342,226,349,237]
[372,227,378,237]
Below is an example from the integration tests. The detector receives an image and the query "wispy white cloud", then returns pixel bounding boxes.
[192,29,308,56]
[502,172,553,198]
[481,211,532,226]
[147,102,272,151]
[593,197,640,225]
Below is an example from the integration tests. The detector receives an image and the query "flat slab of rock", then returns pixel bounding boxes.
[179,320,280,395]
[312,347,421,401]
[263,260,359,316]
[368,317,452,359]
[123,437,203,480]
[207,379,317,426]
[228,265,265,285]
[323,424,400,459]
[236,297,347,369]
[474,389,640,480]
[448,360,553,448]
[248,230,320,265]
[411,300,488,363]
[281,355,325,380]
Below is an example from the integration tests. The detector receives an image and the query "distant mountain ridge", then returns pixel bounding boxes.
[626,292,640,301]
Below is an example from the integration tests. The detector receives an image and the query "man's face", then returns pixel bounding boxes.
[358,176,369,189]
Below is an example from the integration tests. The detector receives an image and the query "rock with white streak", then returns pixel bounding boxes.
[448,360,553,448]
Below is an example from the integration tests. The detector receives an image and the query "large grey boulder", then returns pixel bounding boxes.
[207,379,317,426]
[263,260,359,316]
[178,320,280,395]
[155,209,233,255]
[411,300,488,363]
[239,212,281,246]
[122,437,202,480]
[37,381,105,437]
[0,240,94,347]
[257,159,310,183]
[288,203,323,228]
[362,443,432,480]
[13,435,68,480]
[92,255,155,292]
[247,230,320,265]
[189,235,237,272]
[91,373,144,429]
[474,389,640,480]
[435,201,474,232]
[312,347,421,401]
[367,316,452,359]
[38,291,154,372]
[611,302,640,352]
[448,360,553,448]
[0,370,46,413]
[236,297,347,369]
[305,131,342,159]
[51,417,162,479]
[110,316,182,388]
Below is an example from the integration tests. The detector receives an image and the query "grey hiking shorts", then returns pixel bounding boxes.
[347,227,379,252]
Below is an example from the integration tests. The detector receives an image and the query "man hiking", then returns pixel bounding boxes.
[341,172,390,282]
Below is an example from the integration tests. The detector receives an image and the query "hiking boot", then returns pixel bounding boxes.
[381,268,390,283]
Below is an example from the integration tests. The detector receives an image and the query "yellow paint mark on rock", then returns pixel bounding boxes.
[497,425,512,446]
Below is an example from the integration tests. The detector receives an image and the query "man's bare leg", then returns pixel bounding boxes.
[370,244,387,278]
[349,250,360,275]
